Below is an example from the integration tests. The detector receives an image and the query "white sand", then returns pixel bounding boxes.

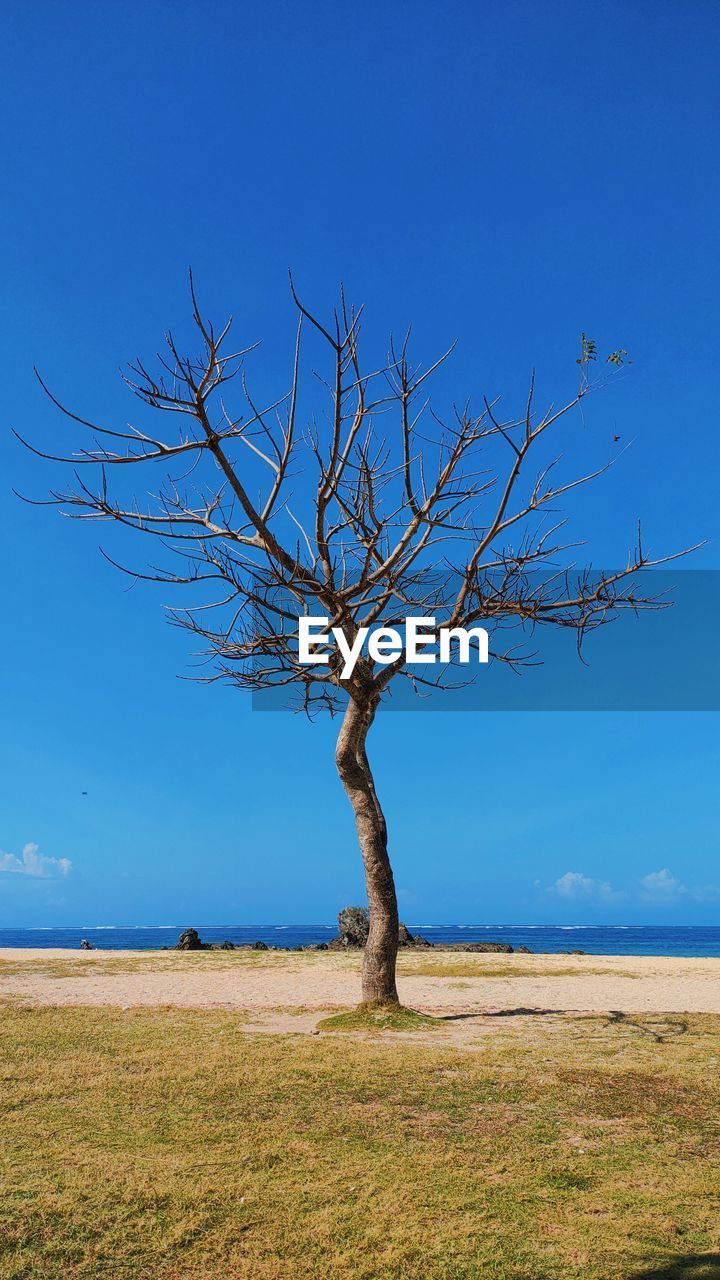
[1,949,719,1018]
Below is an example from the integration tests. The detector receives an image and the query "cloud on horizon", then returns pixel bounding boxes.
[549,871,618,902]
[542,867,718,909]
[0,842,72,879]
[639,868,687,901]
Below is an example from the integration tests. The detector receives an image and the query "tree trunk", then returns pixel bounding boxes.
[335,695,399,1004]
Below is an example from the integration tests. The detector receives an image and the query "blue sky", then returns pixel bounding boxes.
[1,0,718,928]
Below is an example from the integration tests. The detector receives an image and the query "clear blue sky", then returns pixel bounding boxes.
[1,0,718,928]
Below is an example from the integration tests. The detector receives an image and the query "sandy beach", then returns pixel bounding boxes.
[2,949,719,1030]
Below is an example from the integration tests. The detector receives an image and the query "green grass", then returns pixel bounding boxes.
[1,1007,720,1278]
[317,1003,443,1033]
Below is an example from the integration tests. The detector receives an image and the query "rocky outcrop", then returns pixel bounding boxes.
[175,927,204,950]
[333,906,433,950]
[174,929,272,951]
[336,906,370,948]
[438,941,514,953]
[330,907,524,952]
[399,922,429,947]
[172,920,530,955]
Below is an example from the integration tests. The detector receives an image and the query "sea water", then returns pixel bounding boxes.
[1,924,720,957]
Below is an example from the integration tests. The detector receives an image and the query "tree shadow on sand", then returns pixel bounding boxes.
[626,1256,720,1279]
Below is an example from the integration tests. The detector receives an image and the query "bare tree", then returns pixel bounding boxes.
[19,278,694,1005]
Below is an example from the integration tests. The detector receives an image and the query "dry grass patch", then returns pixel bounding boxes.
[1,1007,720,1278]
[397,953,640,979]
[0,950,362,981]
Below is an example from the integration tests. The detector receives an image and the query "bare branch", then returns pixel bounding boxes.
[21,281,700,713]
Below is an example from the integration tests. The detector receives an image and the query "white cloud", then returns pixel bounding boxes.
[639,868,686,901]
[550,871,616,901]
[543,866,715,907]
[0,842,72,879]
[692,884,720,903]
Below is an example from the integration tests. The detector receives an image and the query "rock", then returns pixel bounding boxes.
[175,927,204,951]
[438,941,514,953]
[517,946,532,954]
[398,923,432,948]
[337,907,432,950]
[333,908,518,953]
[251,940,269,950]
[337,906,370,948]
[80,938,93,951]
[219,941,236,950]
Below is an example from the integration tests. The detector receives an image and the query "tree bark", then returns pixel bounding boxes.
[335,695,399,1004]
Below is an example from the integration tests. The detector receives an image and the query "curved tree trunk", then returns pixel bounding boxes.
[335,695,399,1004]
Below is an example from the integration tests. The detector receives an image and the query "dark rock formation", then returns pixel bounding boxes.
[438,941,514,953]
[335,906,431,950]
[80,938,93,951]
[174,931,275,952]
[403,928,432,948]
[175,927,204,950]
[173,917,529,956]
[337,906,370,947]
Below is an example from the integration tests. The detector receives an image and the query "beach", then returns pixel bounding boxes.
[3,948,720,1038]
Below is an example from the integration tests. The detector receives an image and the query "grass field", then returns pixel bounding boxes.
[1,1004,719,1279]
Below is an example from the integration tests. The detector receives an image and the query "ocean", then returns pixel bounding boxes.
[1,924,720,957]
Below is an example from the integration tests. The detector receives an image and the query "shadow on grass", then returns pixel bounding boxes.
[605,1009,690,1042]
[444,1009,696,1037]
[437,1008,565,1023]
[479,1007,565,1019]
[627,1256,720,1279]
